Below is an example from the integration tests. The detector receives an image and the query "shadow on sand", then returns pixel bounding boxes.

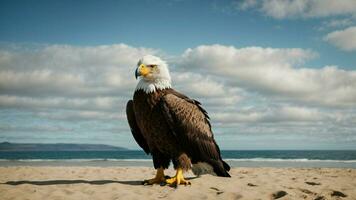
[2,180,143,186]
[2,177,198,186]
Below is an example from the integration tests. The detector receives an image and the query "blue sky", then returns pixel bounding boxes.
[0,0,356,149]
[1,0,355,67]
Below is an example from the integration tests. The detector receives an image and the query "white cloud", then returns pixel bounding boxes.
[0,43,159,129]
[37,110,122,121]
[235,0,258,10]
[0,124,73,133]
[0,70,87,97]
[213,105,327,124]
[324,26,356,51]
[317,18,355,31]
[236,0,356,19]
[1,43,355,147]
[181,44,356,107]
[260,0,308,19]
[0,44,244,113]
[278,106,324,122]
[323,18,354,29]
[0,95,127,112]
[173,72,243,107]
[0,44,156,97]
[2,43,356,112]
[0,43,244,128]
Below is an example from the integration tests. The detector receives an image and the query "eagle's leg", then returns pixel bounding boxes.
[143,167,166,185]
[165,167,191,186]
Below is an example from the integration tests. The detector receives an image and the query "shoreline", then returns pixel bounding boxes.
[1,159,356,168]
[1,166,355,199]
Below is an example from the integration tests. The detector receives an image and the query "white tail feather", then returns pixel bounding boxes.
[192,162,216,176]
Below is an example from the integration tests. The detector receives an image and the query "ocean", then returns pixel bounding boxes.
[1,150,356,168]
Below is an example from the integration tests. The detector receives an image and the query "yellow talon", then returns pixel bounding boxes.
[165,167,191,187]
[143,167,166,185]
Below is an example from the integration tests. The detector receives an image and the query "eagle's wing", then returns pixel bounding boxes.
[126,100,150,154]
[159,91,230,177]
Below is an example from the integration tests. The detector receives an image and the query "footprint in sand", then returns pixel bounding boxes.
[210,187,224,195]
[270,190,287,199]
[299,188,316,195]
[314,196,325,200]
[247,183,257,187]
[330,190,347,198]
[305,181,321,186]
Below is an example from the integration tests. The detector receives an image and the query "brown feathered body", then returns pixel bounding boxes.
[126,88,230,177]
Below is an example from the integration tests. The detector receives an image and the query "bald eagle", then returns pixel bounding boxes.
[126,55,230,186]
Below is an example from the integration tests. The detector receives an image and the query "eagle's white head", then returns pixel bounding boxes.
[135,55,172,93]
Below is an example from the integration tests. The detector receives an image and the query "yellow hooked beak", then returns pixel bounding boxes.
[135,64,151,79]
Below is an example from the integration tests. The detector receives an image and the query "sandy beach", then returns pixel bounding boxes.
[0,167,355,200]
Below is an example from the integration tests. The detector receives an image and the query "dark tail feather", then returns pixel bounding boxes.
[209,159,231,177]
[222,160,231,171]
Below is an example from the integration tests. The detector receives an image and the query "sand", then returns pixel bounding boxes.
[0,167,355,200]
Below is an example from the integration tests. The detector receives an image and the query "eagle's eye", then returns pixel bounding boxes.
[148,65,157,68]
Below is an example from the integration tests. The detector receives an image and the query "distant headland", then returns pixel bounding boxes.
[0,142,127,151]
